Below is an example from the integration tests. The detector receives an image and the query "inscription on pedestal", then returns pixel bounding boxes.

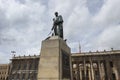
[62,50,71,79]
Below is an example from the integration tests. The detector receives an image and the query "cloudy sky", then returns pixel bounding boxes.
[0,0,120,63]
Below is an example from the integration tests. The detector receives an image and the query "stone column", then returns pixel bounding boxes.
[113,61,119,80]
[97,61,102,80]
[75,68,77,80]
[102,61,107,80]
[88,64,91,80]
[105,60,111,80]
[76,63,80,80]
[100,62,105,80]
[83,59,86,80]
[90,59,94,80]
[79,64,82,80]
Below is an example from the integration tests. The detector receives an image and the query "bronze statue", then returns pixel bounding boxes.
[52,12,64,38]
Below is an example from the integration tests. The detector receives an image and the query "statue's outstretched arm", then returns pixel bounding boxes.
[51,18,56,30]
[51,25,55,30]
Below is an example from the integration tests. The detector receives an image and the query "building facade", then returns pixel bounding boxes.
[72,50,120,80]
[0,64,9,80]
[8,55,39,80]
[1,50,120,80]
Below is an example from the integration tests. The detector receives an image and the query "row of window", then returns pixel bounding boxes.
[0,66,8,70]
[12,63,38,70]
[12,60,39,70]
[0,77,6,80]
[0,71,7,75]
[9,73,37,80]
[73,61,114,68]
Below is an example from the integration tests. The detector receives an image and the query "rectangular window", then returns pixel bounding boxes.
[109,61,113,67]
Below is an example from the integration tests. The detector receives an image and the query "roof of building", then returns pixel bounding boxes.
[72,50,120,57]
[10,50,120,59]
[0,64,9,66]
[11,55,40,60]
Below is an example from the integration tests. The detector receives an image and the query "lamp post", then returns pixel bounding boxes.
[11,51,16,57]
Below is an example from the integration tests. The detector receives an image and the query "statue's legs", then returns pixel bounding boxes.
[54,24,63,39]
[59,24,63,38]
[59,28,63,38]
[54,26,58,35]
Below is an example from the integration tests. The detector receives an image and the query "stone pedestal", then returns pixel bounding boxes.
[37,36,72,80]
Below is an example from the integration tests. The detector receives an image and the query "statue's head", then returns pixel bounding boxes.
[55,12,58,17]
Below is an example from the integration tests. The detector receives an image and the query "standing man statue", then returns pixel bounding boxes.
[52,12,64,39]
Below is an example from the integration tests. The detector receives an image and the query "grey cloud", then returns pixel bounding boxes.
[0,0,120,63]
[0,9,9,30]
[96,25,120,49]
[93,0,120,27]
[0,36,16,45]
[15,0,26,4]
[87,0,104,15]
[0,52,9,64]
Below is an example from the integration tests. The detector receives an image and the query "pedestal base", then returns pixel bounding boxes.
[37,36,72,80]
